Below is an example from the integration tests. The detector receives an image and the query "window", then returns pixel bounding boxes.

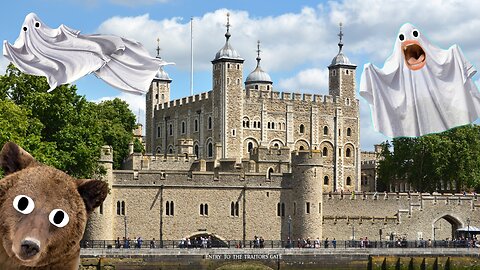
[168,146,173,154]
[346,148,351,157]
[237,79,240,85]
[207,142,213,158]
[208,117,212,130]
[277,203,285,217]
[200,203,209,216]
[293,202,296,216]
[237,64,240,69]
[255,85,259,90]
[332,70,336,76]
[194,119,198,132]
[347,128,351,136]
[227,63,231,69]
[272,122,275,129]
[322,147,328,157]
[99,203,103,214]
[121,201,125,215]
[323,126,329,135]
[161,94,165,100]
[306,202,310,214]
[346,177,352,186]
[232,129,236,136]
[281,203,285,217]
[267,85,270,90]
[166,201,174,216]
[243,117,250,128]
[169,124,173,136]
[116,201,121,215]
[181,121,186,134]
[253,121,257,128]
[299,146,305,151]
[299,124,305,134]
[267,122,271,129]
[324,176,329,185]
[277,203,281,217]
[194,144,199,158]
[346,69,349,75]
[227,78,230,84]
[231,202,239,217]
[274,143,279,148]
[267,168,274,180]
[157,126,161,138]
[248,142,253,153]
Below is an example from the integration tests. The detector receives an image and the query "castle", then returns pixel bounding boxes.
[84,17,478,244]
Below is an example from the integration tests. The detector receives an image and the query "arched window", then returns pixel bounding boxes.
[281,203,285,217]
[299,146,305,151]
[248,142,254,153]
[267,85,270,90]
[267,168,274,180]
[272,122,275,129]
[323,126,329,135]
[274,143,279,148]
[165,201,174,216]
[200,204,209,216]
[168,146,173,154]
[208,117,212,130]
[181,121,186,134]
[194,144,199,158]
[324,176,329,185]
[207,142,213,158]
[231,202,235,216]
[299,124,305,134]
[277,203,281,217]
[346,148,351,157]
[322,147,328,157]
[346,177,352,186]
[347,128,351,136]
[235,202,239,216]
[116,201,121,215]
[267,122,271,129]
[200,204,204,215]
[255,85,259,90]
[243,117,250,128]
[121,201,125,215]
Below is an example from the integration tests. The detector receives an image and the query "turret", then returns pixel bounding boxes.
[291,150,323,240]
[245,40,273,91]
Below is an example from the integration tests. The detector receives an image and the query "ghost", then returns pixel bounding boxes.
[360,23,480,137]
[3,13,170,95]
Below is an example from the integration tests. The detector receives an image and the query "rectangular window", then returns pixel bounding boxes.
[293,202,296,216]
[306,202,310,214]
[157,126,161,138]
[319,203,322,214]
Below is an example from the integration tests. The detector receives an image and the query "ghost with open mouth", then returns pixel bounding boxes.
[360,23,480,137]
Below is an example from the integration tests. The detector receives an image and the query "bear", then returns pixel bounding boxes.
[0,142,108,269]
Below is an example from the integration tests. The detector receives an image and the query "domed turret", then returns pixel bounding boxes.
[245,41,273,91]
[213,13,243,62]
[328,22,356,68]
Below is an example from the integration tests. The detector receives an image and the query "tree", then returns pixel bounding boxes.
[377,125,480,192]
[0,64,138,177]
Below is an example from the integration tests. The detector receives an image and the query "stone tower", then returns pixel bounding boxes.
[146,38,172,154]
[83,145,114,240]
[291,150,323,240]
[211,13,244,163]
[327,23,358,192]
[245,41,273,92]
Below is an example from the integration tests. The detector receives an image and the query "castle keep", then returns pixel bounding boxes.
[84,19,478,244]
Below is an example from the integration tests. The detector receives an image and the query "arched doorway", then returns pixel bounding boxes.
[433,214,462,240]
[182,232,228,248]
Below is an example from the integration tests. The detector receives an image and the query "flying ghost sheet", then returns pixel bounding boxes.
[360,23,480,137]
[3,13,169,95]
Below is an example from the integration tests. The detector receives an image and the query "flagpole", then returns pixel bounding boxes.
[190,17,194,96]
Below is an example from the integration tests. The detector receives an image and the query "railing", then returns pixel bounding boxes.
[79,240,477,249]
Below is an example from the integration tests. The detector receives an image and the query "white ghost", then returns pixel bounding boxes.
[360,23,480,137]
[3,13,170,95]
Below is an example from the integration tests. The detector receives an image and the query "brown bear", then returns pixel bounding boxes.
[0,142,108,269]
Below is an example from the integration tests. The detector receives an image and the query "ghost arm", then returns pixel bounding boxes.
[359,63,375,104]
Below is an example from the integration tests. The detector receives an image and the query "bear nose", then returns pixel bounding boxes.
[20,239,40,259]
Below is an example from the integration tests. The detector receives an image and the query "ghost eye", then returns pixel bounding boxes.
[412,29,419,38]
[22,26,28,32]
[398,33,405,41]
[35,22,40,28]
[13,195,35,214]
[49,209,69,228]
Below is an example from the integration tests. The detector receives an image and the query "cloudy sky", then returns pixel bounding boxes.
[1,0,480,151]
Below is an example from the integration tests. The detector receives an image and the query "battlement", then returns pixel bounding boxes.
[250,145,291,162]
[122,153,195,171]
[291,150,323,166]
[244,89,336,103]
[156,91,211,110]
[325,191,479,202]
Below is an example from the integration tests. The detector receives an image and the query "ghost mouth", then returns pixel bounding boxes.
[402,41,426,70]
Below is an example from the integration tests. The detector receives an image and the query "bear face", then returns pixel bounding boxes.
[0,142,108,269]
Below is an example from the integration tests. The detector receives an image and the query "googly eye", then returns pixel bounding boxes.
[412,29,419,38]
[34,22,40,28]
[49,209,69,228]
[13,195,35,214]
[22,26,28,32]
[398,33,405,42]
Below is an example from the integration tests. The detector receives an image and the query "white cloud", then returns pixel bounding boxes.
[359,99,389,151]
[93,93,146,128]
[277,68,329,93]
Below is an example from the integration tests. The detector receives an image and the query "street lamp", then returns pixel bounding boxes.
[467,218,471,247]
[352,224,355,247]
[288,215,292,248]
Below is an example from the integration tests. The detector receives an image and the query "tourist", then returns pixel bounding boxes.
[150,238,156,248]
[115,237,121,248]
[324,238,329,248]
[333,238,337,249]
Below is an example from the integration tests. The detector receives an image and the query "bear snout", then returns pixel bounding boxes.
[19,239,40,260]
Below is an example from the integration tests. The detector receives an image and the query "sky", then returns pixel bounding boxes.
[1,0,480,151]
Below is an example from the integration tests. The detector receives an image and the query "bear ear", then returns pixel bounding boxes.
[0,142,38,176]
[76,179,108,214]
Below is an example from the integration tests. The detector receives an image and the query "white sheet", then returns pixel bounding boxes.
[3,13,170,95]
[360,23,480,137]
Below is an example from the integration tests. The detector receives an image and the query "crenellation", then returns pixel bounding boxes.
[293,93,302,100]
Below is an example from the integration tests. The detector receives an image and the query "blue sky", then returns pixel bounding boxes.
[2,0,480,151]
